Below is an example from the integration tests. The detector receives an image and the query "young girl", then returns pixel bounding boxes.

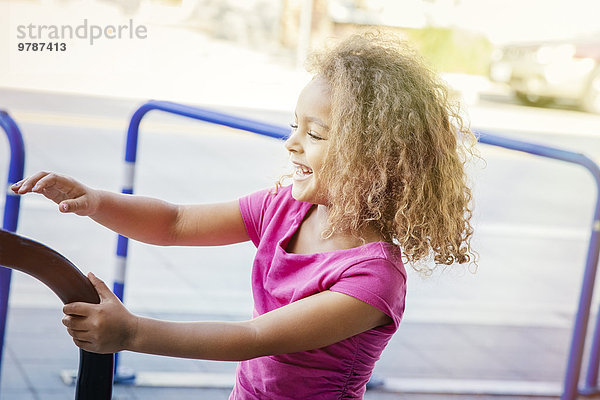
[12,32,476,399]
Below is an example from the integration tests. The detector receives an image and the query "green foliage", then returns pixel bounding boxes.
[404,27,493,75]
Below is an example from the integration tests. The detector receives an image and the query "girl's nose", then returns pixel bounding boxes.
[284,130,302,153]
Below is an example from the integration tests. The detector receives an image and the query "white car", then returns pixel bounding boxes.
[489,36,600,113]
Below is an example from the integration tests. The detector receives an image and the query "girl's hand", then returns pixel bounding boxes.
[62,273,138,354]
[11,172,100,216]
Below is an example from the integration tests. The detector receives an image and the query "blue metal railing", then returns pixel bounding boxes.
[111,100,289,380]
[114,100,600,399]
[476,130,600,399]
[0,110,26,390]
[116,101,289,298]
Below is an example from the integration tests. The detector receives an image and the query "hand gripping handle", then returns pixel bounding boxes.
[0,229,113,400]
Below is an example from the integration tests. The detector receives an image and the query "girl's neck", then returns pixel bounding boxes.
[286,204,384,255]
[312,204,383,248]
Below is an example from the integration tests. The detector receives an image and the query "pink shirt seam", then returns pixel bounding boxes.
[338,335,361,399]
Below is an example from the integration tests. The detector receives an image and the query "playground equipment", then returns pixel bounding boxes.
[476,131,600,399]
[0,111,114,399]
[0,110,25,390]
[110,100,289,382]
[0,229,114,399]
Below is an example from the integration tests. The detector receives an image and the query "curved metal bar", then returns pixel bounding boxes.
[119,101,290,297]
[0,110,26,391]
[0,229,114,399]
[111,100,291,377]
[0,110,25,232]
[477,130,600,400]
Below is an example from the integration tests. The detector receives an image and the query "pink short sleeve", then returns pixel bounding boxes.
[238,187,276,247]
[329,258,407,330]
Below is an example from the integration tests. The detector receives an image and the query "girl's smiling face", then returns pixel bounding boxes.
[285,76,332,205]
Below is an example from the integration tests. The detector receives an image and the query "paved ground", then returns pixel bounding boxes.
[0,306,575,400]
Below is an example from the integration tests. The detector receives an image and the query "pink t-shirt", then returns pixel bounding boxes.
[230,185,407,400]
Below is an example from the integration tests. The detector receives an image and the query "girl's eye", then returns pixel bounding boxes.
[307,131,324,141]
[289,123,325,141]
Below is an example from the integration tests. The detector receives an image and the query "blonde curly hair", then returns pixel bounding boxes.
[282,32,478,273]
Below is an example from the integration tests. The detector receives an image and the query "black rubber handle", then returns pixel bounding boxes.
[0,229,113,399]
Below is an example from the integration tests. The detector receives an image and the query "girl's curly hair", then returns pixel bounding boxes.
[297,32,478,274]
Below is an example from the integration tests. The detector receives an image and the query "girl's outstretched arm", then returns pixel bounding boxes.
[12,171,249,246]
[63,274,392,360]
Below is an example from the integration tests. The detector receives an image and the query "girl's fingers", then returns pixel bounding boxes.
[59,198,84,214]
[63,302,92,317]
[72,338,93,352]
[16,171,51,194]
[10,179,25,192]
[87,272,117,302]
[66,327,88,337]
[66,328,96,347]
[60,194,95,215]
[15,171,79,197]
[62,314,89,331]
[14,172,92,213]
[31,172,61,193]
[35,172,81,194]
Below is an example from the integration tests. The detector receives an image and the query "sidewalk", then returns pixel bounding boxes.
[2,306,570,400]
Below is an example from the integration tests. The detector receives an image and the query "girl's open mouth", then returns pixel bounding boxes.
[292,162,313,181]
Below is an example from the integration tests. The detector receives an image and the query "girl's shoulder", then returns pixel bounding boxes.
[343,242,405,277]
[245,184,295,206]
[239,185,308,247]
[244,184,306,218]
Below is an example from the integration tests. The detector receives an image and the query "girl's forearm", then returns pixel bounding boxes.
[127,316,259,361]
[90,190,179,245]
[88,191,248,247]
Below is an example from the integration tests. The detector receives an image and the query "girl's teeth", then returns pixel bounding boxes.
[294,165,312,174]
[294,165,313,180]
